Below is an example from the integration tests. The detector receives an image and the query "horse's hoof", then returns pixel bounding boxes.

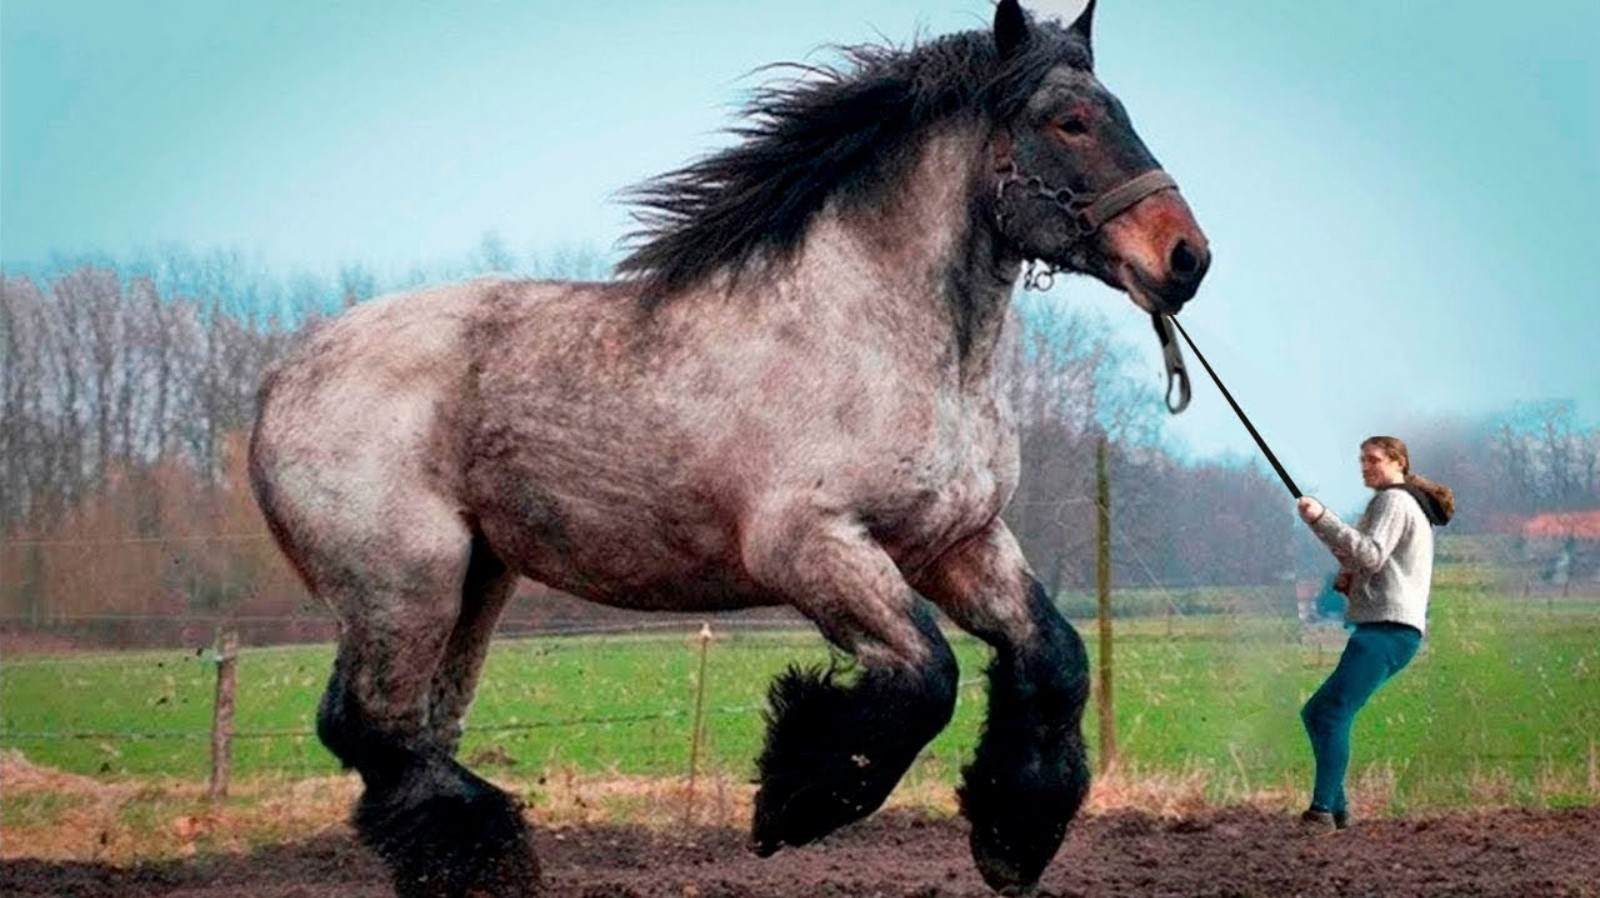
[748,793,815,857]
[973,858,1043,897]
[359,767,542,898]
[751,780,877,857]
[967,816,1064,897]
[747,834,782,857]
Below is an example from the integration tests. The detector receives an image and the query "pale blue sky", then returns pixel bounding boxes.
[4,0,1597,513]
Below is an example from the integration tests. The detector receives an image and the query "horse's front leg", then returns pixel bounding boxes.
[914,519,1090,895]
[743,509,959,855]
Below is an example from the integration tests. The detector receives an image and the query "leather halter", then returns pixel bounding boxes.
[997,166,1177,252]
[994,159,1192,414]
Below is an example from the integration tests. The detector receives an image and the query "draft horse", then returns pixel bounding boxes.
[249,1,1209,894]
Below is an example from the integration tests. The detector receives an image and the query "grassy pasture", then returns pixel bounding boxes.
[3,587,1597,815]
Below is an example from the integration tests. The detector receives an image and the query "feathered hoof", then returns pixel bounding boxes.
[357,764,541,898]
[959,771,1074,896]
[750,775,878,857]
[967,816,1060,896]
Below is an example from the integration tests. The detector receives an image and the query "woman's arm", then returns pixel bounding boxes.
[1307,491,1411,575]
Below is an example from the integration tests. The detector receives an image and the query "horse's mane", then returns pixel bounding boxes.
[616,21,1088,302]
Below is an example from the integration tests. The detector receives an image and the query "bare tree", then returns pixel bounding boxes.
[472,230,518,274]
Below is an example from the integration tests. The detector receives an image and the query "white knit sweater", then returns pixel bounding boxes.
[1309,488,1436,634]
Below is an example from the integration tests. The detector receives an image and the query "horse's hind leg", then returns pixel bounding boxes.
[914,519,1090,895]
[743,511,959,855]
[307,518,537,898]
[426,534,519,757]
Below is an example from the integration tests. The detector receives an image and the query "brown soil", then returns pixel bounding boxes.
[4,804,1597,898]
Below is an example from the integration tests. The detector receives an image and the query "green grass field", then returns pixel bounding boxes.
[3,587,1597,813]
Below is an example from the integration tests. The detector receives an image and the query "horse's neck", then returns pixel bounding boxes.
[798,125,1020,385]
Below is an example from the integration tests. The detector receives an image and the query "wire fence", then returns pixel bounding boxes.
[6,599,1598,795]
[4,520,1598,810]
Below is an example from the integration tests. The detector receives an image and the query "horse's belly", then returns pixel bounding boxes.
[558,567,782,612]
[475,494,778,612]
[525,555,781,613]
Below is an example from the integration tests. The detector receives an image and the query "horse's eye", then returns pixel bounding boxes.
[1055,117,1089,137]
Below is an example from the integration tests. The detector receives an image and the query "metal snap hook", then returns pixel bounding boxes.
[1023,262,1057,292]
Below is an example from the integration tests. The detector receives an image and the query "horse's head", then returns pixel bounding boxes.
[990,0,1209,314]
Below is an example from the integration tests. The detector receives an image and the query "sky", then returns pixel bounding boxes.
[4,0,1597,515]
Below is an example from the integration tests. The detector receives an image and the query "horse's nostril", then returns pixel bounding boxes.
[1169,239,1204,280]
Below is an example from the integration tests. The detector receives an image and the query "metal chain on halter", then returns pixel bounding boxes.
[997,165,1077,294]
[995,164,1098,253]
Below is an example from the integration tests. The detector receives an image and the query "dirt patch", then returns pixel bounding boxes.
[4,805,1597,898]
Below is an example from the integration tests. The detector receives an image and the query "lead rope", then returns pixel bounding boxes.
[1165,315,1302,499]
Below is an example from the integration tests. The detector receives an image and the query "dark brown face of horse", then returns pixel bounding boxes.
[991,1,1210,314]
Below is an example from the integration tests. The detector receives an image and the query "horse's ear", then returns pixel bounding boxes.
[1068,0,1096,46]
[994,0,1031,61]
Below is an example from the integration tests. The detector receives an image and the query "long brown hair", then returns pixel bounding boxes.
[1362,435,1456,521]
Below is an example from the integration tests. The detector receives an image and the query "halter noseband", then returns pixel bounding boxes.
[995,161,1192,414]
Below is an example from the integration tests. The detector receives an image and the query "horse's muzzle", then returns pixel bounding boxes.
[1106,189,1210,314]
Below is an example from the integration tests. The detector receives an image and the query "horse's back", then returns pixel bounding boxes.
[247,276,742,608]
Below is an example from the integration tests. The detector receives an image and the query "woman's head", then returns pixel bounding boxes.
[1360,434,1457,523]
[1359,436,1409,488]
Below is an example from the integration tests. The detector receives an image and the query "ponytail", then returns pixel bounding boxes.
[1405,473,1456,522]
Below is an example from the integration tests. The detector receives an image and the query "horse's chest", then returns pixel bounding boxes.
[867,408,1015,567]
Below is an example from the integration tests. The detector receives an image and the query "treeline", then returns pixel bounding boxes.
[1417,403,1600,524]
[0,257,1292,644]
[999,295,1290,592]
[2,253,1594,646]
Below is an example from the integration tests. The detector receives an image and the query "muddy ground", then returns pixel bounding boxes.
[5,805,1597,898]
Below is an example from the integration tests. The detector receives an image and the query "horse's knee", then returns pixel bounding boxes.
[893,602,960,721]
[317,662,368,769]
[987,582,1089,722]
[783,602,956,740]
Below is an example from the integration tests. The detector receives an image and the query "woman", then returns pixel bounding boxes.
[1295,435,1454,831]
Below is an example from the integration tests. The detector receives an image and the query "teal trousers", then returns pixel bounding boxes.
[1300,622,1422,815]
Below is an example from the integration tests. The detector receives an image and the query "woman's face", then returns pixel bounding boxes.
[1359,445,1406,488]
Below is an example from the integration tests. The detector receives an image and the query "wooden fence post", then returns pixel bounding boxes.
[209,629,239,801]
[1095,436,1117,774]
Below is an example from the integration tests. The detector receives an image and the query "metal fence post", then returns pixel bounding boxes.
[685,622,713,823]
